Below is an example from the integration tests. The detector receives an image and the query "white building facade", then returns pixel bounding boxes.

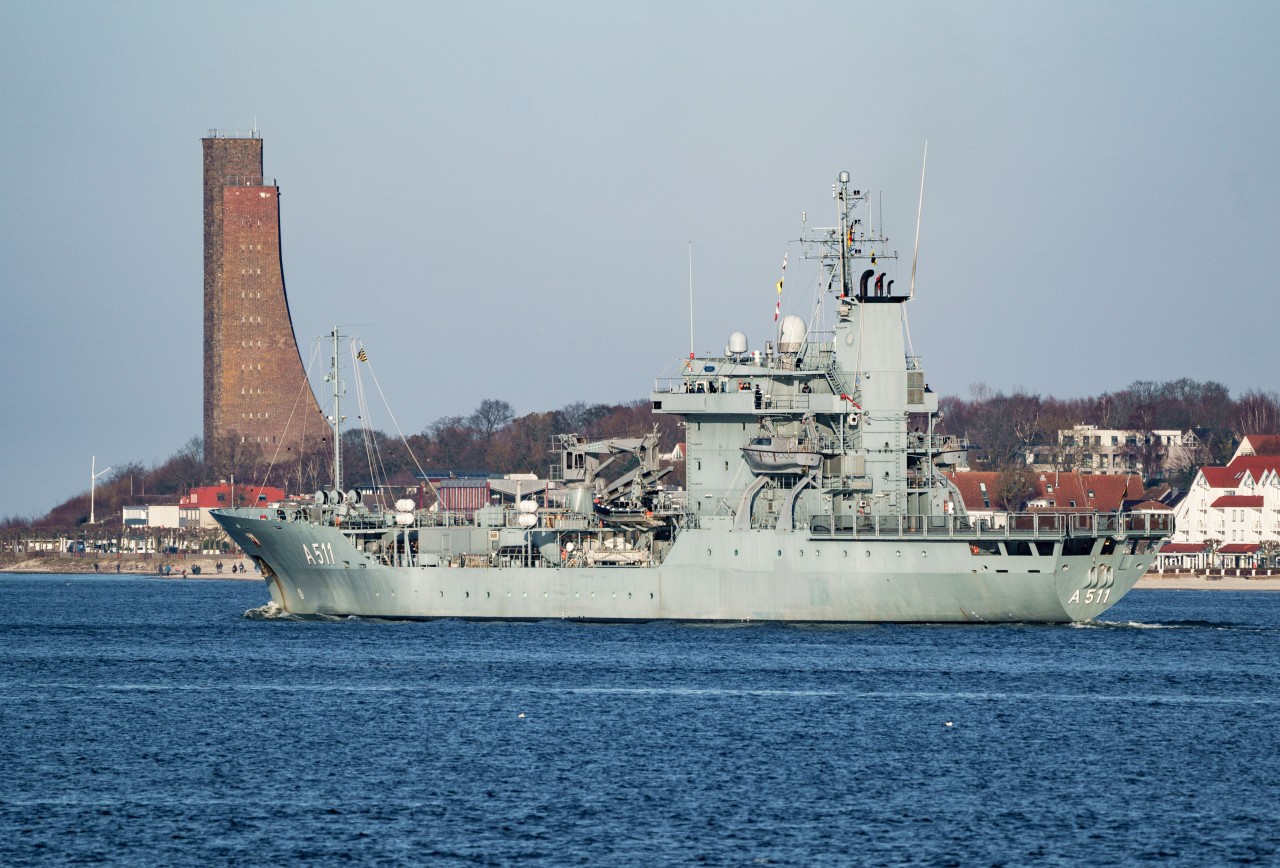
[1166,455,1280,569]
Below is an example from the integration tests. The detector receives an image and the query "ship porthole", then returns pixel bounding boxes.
[864,550,870,558]
[843,550,848,557]
[707,549,712,556]
[896,550,902,557]
[799,550,804,557]
[921,551,927,558]
[734,549,738,556]
[777,550,783,557]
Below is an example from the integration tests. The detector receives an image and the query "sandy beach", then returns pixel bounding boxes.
[0,554,260,579]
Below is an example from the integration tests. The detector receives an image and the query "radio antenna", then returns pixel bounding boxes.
[910,141,928,299]
[687,238,695,359]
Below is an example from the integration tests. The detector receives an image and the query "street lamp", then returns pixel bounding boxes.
[90,455,112,525]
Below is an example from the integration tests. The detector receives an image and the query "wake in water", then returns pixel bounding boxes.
[1075,619,1263,631]
[243,601,292,620]
[243,602,380,622]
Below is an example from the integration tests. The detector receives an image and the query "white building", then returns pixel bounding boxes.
[1030,425,1201,481]
[121,504,181,528]
[1166,451,1280,570]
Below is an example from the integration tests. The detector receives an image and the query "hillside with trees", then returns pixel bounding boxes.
[8,378,1280,531]
[6,399,682,531]
[940,378,1280,487]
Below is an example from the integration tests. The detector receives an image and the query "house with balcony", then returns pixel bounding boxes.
[1027,425,1201,482]
[1166,447,1280,570]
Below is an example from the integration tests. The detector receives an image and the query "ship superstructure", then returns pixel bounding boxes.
[213,171,1171,622]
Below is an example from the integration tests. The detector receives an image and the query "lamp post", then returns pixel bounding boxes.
[90,455,112,525]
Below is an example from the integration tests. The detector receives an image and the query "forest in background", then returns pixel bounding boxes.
[9,378,1280,531]
[12,400,680,531]
[940,378,1280,486]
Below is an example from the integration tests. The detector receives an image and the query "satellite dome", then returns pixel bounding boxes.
[779,315,807,353]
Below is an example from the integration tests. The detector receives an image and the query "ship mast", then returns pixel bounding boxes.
[324,327,346,493]
[836,170,851,296]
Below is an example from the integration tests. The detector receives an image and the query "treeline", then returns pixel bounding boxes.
[12,378,1280,530]
[941,378,1280,485]
[11,399,683,531]
[335,398,682,492]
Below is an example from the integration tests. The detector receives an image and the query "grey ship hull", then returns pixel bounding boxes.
[215,510,1148,623]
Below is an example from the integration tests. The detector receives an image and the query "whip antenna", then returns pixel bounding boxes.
[910,140,928,299]
[688,238,694,358]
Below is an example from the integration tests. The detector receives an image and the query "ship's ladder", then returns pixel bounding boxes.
[823,360,858,406]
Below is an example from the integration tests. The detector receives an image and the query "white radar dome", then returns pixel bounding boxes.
[726,331,748,355]
[779,315,807,354]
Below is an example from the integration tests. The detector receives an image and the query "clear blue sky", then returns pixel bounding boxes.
[2,1,1278,520]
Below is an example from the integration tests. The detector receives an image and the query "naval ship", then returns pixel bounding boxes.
[213,171,1171,622]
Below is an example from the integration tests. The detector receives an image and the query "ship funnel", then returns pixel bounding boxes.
[859,269,875,298]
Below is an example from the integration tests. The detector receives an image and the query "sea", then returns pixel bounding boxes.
[1,576,1277,867]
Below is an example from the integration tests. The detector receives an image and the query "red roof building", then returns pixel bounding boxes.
[945,471,1143,517]
[1233,434,1280,460]
[1169,436,1280,568]
[1209,495,1264,509]
[179,483,287,509]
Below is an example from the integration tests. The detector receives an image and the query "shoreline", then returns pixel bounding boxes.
[0,555,260,580]
[3,557,1279,591]
[1135,574,1280,591]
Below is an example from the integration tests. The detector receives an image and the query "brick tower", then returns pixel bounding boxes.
[202,130,329,466]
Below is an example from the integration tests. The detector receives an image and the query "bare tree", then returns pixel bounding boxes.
[995,464,1036,511]
[1234,389,1280,436]
[469,399,515,440]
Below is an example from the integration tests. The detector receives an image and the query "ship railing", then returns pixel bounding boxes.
[905,432,969,454]
[807,510,1173,540]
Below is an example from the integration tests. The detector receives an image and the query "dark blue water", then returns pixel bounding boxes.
[1,577,1278,866]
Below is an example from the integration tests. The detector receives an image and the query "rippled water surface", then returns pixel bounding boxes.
[1,575,1278,866]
